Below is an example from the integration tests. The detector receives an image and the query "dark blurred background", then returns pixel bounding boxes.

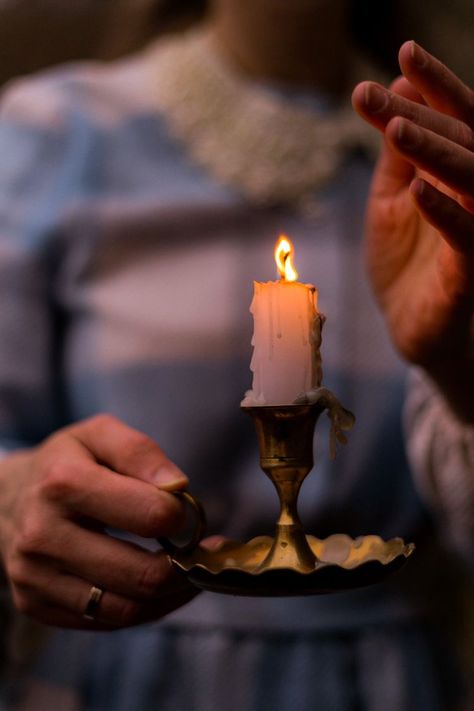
[0,0,203,85]
[0,0,472,86]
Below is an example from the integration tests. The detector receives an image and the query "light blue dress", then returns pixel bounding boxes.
[0,34,470,711]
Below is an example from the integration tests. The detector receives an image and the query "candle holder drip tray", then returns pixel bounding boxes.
[161,391,414,596]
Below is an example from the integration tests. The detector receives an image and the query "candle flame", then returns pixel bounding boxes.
[275,235,298,282]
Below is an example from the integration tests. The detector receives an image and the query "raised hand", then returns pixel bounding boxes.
[352,41,474,421]
[0,415,202,629]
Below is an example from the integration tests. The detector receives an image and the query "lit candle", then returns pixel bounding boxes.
[242,236,324,406]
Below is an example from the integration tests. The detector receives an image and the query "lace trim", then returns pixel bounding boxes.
[148,29,380,207]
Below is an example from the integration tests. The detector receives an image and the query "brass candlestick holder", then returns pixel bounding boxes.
[161,389,414,596]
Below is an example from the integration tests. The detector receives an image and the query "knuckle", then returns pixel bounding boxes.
[124,432,157,462]
[38,428,73,458]
[15,518,50,557]
[121,435,163,479]
[39,461,77,503]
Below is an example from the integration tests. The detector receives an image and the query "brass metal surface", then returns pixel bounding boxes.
[162,395,415,595]
[244,403,322,573]
[170,534,415,596]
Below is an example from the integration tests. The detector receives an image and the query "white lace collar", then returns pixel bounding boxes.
[148,29,380,209]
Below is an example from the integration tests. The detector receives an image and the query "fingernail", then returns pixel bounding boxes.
[410,41,427,68]
[364,83,389,113]
[153,465,189,490]
[397,120,422,150]
[201,536,227,552]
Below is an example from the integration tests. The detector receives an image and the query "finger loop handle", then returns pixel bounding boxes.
[159,490,207,555]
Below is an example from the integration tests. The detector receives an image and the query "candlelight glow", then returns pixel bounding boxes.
[275,235,298,282]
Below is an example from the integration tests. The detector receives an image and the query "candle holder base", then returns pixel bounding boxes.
[168,533,414,596]
[161,396,415,596]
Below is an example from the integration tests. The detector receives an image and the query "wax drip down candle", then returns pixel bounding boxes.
[241,236,325,406]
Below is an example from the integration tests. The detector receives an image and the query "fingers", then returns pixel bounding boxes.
[9,528,199,629]
[12,566,197,630]
[2,418,200,631]
[12,511,188,599]
[352,42,474,211]
[32,588,198,630]
[386,116,474,198]
[68,414,188,490]
[410,178,474,257]
[398,41,474,124]
[38,455,187,537]
[352,81,474,152]
[390,76,425,104]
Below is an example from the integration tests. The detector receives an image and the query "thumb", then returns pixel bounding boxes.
[70,414,189,491]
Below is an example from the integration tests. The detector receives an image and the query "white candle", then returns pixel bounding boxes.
[242,236,324,406]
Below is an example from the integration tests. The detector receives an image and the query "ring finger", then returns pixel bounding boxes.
[12,566,198,630]
[32,520,190,601]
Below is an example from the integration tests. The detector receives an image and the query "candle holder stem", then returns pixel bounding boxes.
[258,478,316,571]
[245,403,322,572]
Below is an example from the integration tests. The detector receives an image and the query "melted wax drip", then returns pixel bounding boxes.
[294,387,355,459]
